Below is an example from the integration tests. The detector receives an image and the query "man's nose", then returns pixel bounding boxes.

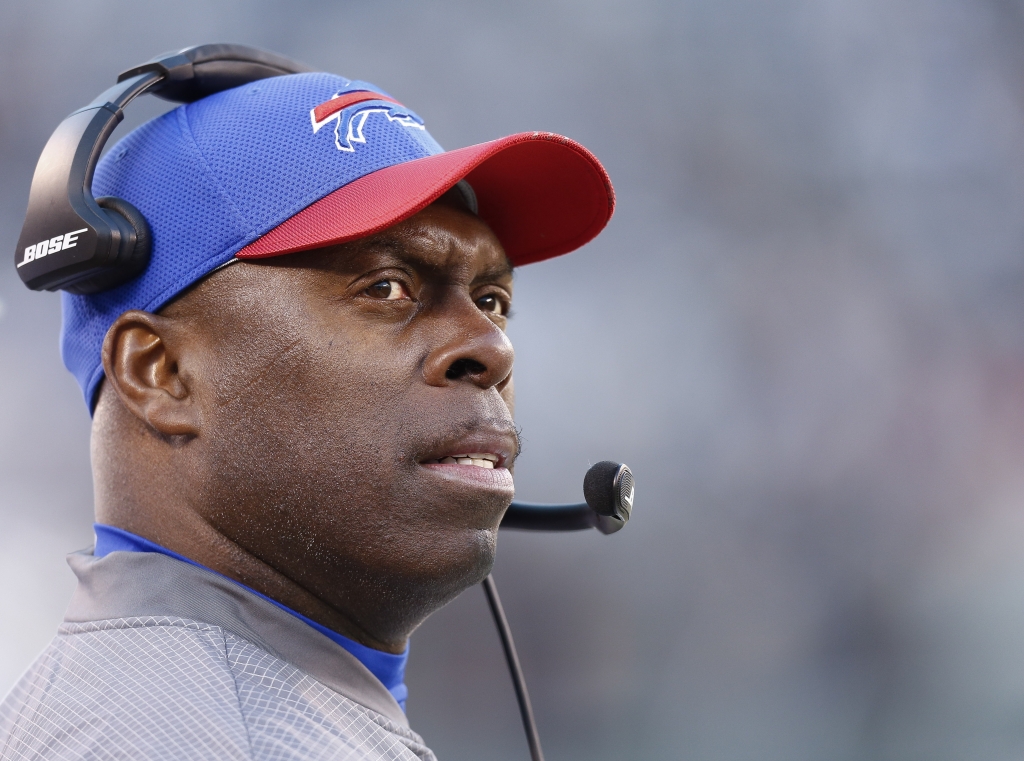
[422,301,514,390]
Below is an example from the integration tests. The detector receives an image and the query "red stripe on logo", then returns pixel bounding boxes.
[312,91,402,124]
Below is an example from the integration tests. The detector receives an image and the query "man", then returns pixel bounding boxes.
[0,58,613,760]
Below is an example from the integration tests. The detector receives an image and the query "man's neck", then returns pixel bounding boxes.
[93,506,409,655]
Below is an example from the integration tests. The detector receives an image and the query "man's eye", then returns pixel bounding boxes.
[365,280,409,300]
[476,294,507,316]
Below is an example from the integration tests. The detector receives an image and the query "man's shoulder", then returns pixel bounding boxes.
[1,615,435,761]
[0,616,250,760]
[63,549,409,724]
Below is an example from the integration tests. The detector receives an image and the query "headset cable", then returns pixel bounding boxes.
[482,574,545,761]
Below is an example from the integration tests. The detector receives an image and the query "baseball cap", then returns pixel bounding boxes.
[61,71,615,411]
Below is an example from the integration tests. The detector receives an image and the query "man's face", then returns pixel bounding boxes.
[163,200,517,646]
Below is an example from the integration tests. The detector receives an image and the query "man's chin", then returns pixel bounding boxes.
[363,531,498,640]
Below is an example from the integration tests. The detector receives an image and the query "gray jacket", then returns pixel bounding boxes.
[0,550,437,761]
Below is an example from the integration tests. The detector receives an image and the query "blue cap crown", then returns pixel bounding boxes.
[62,72,444,410]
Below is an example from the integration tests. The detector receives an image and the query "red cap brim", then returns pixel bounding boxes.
[235,132,614,266]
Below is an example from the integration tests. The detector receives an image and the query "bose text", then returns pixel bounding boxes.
[17,228,89,268]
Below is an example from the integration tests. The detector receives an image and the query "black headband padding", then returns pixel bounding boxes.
[118,44,313,104]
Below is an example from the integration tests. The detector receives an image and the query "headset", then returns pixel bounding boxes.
[14,44,312,294]
[15,43,634,761]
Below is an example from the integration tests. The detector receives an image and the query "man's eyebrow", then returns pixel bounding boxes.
[355,234,407,259]
[355,233,514,281]
[473,260,514,283]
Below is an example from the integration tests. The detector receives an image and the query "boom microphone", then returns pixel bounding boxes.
[488,460,634,761]
[500,460,634,534]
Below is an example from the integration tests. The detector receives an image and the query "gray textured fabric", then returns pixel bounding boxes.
[0,551,437,761]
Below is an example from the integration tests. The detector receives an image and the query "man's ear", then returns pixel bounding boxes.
[100,310,200,437]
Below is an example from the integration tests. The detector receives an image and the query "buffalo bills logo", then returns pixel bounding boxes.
[310,90,425,152]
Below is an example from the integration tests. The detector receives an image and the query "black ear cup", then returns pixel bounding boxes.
[64,197,152,295]
[98,196,152,271]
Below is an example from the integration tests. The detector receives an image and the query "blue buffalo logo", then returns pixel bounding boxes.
[310,90,424,152]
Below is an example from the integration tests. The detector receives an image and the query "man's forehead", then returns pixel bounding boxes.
[323,206,514,280]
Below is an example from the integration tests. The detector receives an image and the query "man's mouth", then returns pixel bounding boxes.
[421,453,500,470]
[417,432,516,494]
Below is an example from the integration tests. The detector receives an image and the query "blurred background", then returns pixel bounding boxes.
[4,0,1024,759]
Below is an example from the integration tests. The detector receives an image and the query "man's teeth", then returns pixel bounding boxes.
[438,453,497,469]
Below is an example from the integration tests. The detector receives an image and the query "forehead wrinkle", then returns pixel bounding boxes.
[365,221,509,282]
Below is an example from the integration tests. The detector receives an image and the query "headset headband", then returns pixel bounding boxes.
[14,44,310,294]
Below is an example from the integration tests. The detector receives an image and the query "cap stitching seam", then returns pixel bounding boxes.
[176,106,251,235]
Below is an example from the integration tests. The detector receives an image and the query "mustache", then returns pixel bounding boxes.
[411,416,523,464]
